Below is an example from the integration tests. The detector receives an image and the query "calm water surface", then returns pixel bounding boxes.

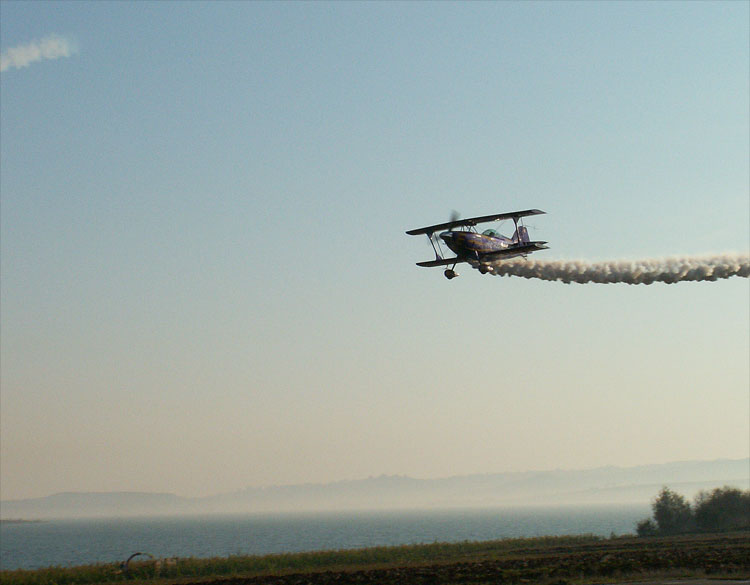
[1,505,649,570]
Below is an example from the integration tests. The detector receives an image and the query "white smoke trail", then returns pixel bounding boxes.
[1,35,76,73]
[485,254,750,285]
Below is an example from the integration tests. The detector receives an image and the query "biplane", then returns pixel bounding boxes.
[406,209,548,279]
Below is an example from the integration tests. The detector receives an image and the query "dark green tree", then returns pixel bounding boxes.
[651,487,693,535]
[693,486,750,532]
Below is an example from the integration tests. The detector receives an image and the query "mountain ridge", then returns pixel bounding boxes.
[2,458,747,519]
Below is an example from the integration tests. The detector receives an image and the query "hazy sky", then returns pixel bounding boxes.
[1,1,748,501]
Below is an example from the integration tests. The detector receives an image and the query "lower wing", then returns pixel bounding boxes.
[416,257,464,268]
[481,242,548,261]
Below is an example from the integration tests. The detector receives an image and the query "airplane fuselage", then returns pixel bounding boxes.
[440,231,519,260]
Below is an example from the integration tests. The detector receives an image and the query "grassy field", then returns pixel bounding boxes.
[1,532,748,585]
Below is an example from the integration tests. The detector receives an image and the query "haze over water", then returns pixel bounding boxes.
[1,506,650,570]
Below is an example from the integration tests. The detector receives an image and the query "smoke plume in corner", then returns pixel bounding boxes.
[1,35,77,73]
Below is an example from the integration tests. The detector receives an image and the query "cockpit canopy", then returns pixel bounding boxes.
[482,228,502,238]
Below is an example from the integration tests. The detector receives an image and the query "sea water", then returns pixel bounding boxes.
[0,505,649,571]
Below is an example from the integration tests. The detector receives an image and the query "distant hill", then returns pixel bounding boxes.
[0,491,185,519]
[2,458,747,519]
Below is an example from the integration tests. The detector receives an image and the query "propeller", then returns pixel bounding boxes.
[443,210,461,236]
[429,211,459,259]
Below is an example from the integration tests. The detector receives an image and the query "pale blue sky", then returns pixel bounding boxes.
[1,1,748,500]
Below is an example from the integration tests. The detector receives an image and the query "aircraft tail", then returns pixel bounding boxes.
[511,225,530,244]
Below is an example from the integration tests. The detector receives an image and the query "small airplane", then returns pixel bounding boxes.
[406,209,548,279]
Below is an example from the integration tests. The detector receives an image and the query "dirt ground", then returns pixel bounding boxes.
[178,533,749,585]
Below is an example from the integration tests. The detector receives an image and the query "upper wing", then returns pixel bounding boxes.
[406,209,545,236]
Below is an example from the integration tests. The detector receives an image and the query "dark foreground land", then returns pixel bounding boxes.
[2,532,748,585]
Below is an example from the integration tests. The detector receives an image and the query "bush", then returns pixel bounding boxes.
[636,485,750,536]
[694,486,750,532]
[652,487,693,535]
[635,518,657,537]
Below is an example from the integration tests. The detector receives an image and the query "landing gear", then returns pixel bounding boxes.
[444,268,458,280]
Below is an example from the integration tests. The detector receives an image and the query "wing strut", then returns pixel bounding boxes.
[427,232,443,261]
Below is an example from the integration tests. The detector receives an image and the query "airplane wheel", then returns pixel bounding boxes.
[444,269,458,280]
